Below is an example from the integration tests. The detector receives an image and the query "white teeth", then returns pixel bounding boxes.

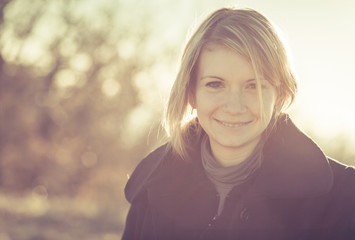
[217,120,249,127]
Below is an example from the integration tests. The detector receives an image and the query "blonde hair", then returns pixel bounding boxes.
[164,8,297,160]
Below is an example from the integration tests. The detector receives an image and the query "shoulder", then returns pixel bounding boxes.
[321,158,355,230]
[124,144,170,203]
[328,158,355,183]
[325,158,355,213]
[328,158,355,191]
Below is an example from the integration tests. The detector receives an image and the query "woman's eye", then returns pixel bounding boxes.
[246,82,257,89]
[206,81,224,89]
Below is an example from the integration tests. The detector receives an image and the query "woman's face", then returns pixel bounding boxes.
[195,43,277,162]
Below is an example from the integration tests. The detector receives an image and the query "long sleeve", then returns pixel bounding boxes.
[122,190,156,240]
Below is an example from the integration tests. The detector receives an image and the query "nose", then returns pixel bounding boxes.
[223,91,246,114]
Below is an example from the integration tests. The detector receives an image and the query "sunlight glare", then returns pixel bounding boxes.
[54,69,77,88]
[70,53,92,72]
[118,39,136,60]
[101,78,121,97]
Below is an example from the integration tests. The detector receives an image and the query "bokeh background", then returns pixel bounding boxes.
[0,0,354,239]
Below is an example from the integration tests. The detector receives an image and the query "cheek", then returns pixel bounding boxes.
[262,92,277,116]
[245,94,262,113]
[195,91,219,111]
[195,92,208,116]
[246,91,276,117]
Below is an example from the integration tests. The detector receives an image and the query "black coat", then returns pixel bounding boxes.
[122,116,355,240]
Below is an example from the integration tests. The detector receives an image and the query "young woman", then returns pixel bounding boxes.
[122,8,355,240]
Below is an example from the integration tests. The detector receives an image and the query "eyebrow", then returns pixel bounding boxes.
[246,79,257,82]
[200,75,256,82]
[200,75,224,81]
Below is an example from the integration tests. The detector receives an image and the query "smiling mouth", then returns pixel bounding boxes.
[215,119,252,128]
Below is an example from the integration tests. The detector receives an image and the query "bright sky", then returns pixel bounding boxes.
[134,0,355,148]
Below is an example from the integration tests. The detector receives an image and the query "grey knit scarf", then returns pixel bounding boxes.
[201,135,264,216]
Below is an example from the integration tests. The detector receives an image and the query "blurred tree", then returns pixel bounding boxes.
[0,0,168,238]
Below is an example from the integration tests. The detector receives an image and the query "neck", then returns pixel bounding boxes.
[209,137,261,167]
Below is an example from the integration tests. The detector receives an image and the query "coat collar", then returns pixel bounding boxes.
[247,114,334,198]
[126,114,334,203]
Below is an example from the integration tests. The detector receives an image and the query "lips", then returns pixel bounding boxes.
[214,118,252,128]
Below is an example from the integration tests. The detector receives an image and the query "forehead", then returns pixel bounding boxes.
[197,43,255,80]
